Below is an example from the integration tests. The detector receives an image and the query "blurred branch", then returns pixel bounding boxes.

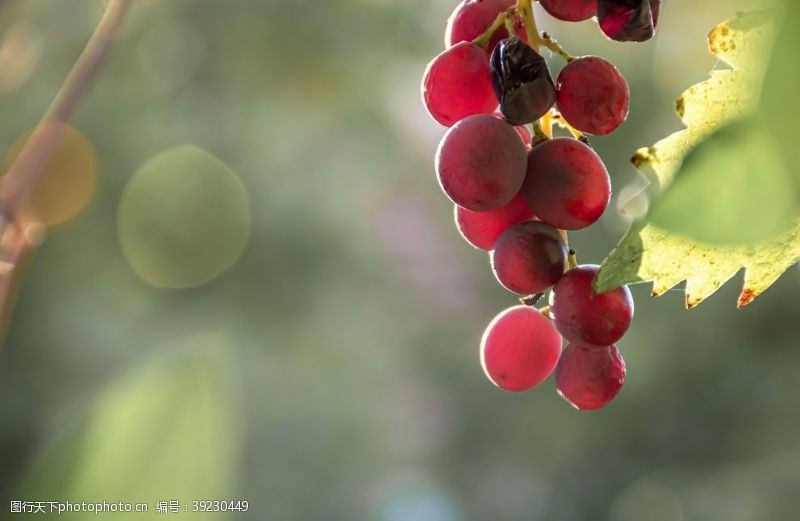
[0,0,133,210]
[0,0,134,349]
[0,225,34,346]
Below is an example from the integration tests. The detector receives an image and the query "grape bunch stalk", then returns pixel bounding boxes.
[421,0,659,411]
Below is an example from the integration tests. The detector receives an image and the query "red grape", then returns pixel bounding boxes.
[521,138,610,230]
[539,0,597,22]
[446,0,526,53]
[481,305,563,392]
[491,221,567,294]
[514,124,532,147]
[421,41,498,127]
[556,343,626,410]
[493,111,532,147]
[597,0,660,42]
[436,114,528,211]
[556,56,630,135]
[550,265,634,346]
[454,194,535,251]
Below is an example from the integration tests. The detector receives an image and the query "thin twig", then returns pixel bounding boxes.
[0,0,134,211]
[0,227,34,346]
[0,0,133,349]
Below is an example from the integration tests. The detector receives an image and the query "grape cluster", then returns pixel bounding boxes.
[421,0,658,410]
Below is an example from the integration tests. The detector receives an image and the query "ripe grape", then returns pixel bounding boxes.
[422,41,498,127]
[514,124,532,147]
[446,0,526,53]
[491,221,567,294]
[436,114,528,211]
[454,194,535,251]
[521,138,610,230]
[481,305,563,392]
[550,265,634,346]
[556,56,630,135]
[539,0,597,22]
[493,111,532,147]
[556,343,626,410]
[597,0,660,42]
[490,38,556,125]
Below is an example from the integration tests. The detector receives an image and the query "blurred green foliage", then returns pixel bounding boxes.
[0,1,798,520]
[118,145,251,288]
[18,338,236,519]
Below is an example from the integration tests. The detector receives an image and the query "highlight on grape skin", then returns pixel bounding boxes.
[446,0,524,53]
[539,0,597,22]
[556,56,630,136]
[480,305,563,392]
[421,41,498,127]
[556,343,626,411]
[454,194,534,251]
[436,114,528,211]
[522,137,611,230]
[550,265,634,347]
[490,220,568,294]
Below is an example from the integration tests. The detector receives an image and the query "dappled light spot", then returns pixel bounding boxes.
[3,122,97,227]
[118,145,250,289]
[616,182,650,222]
[0,23,41,93]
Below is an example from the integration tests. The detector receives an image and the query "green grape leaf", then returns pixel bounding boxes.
[647,2,800,243]
[597,10,800,308]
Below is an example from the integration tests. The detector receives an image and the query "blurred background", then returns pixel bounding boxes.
[0,0,797,519]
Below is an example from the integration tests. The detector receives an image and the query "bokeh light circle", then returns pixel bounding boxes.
[4,122,97,227]
[118,145,250,289]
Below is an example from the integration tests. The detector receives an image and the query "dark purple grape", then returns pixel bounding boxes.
[556,343,626,410]
[556,56,630,136]
[597,0,660,42]
[521,138,611,230]
[436,114,528,211]
[539,0,597,22]
[421,41,498,127]
[490,38,557,125]
[550,265,634,347]
[481,305,563,392]
[491,221,568,294]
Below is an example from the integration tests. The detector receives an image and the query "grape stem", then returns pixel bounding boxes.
[540,32,575,62]
[520,293,544,306]
[472,0,575,63]
[473,1,581,300]
[535,112,577,264]
[568,249,579,269]
[517,0,541,50]
[551,112,584,139]
[539,111,555,139]
[474,11,511,49]
[531,120,549,146]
